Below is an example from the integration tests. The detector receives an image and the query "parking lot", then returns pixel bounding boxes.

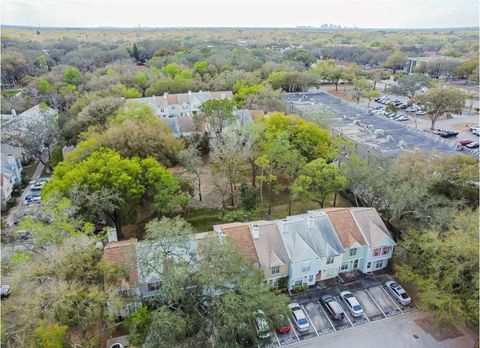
[257,276,418,348]
[285,92,479,158]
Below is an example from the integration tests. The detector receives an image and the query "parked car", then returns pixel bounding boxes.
[321,295,345,320]
[458,139,474,146]
[340,291,364,317]
[473,129,480,136]
[395,115,409,121]
[385,281,411,306]
[435,129,458,138]
[255,310,271,338]
[288,303,310,331]
[31,196,42,203]
[274,314,291,334]
[1,285,11,299]
[405,106,417,112]
[109,344,124,348]
[465,142,479,149]
[25,192,41,203]
[398,104,408,109]
[416,110,427,116]
[469,126,480,132]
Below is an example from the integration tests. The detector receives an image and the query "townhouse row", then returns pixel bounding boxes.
[214,207,395,289]
[104,207,395,304]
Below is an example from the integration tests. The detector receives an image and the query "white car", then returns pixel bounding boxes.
[340,291,364,317]
[385,281,411,306]
[288,303,310,331]
[254,310,271,339]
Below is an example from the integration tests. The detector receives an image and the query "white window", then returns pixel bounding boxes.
[341,262,349,271]
[272,278,279,287]
[382,246,391,255]
[375,260,384,269]
[172,106,176,110]
[308,275,314,282]
[349,248,357,256]
[373,248,381,256]
[147,281,162,292]
[353,259,359,269]
[160,108,164,112]
[294,279,302,286]
[271,266,280,275]
[326,256,334,264]
[367,262,371,268]
[302,261,311,272]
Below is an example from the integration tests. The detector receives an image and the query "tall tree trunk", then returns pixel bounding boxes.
[288,191,292,216]
[259,181,264,204]
[249,158,257,188]
[112,211,124,240]
[430,116,437,130]
[335,80,339,91]
[268,179,273,216]
[333,192,337,207]
[373,80,377,90]
[197,174,202,201]
[229,180,234,207]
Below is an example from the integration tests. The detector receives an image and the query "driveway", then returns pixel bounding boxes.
[292,311,475,348]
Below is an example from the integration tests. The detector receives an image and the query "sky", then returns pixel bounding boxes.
[2,0,479,29]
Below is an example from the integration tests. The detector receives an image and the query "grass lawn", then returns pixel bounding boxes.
[185,191,352,232]
[22,161,39,181]
[1,89,20,98]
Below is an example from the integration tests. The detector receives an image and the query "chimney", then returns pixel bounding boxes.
[280,219,288,233]
[307,215,314,229]
[251,224,260,239]
[163,92,168,99]
[11,109,17,117]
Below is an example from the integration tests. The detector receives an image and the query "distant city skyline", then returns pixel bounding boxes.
[2,0,479,29]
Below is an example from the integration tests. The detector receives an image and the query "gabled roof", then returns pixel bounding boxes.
[350,208,395,247]
[220,223,259,263]
[249,221,289,269]
[177,116,195,133]
[277,212,345,262]
[104,239,138,287]
[323,208,366,248]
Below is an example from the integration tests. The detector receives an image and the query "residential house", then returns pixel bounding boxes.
[1,104,57,162]
[324,208,367,273]
[0,173,14,211]
[249,221,289,287]
[103,239,141,317]
[350,208,396,273]
[1,154,22,185]
[276,211,344,289]
[214,222,260,265]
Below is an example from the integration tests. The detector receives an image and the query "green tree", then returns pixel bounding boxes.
[363,89,381,107]
[240,183,258,212]
[293,158,348,208]
[259,112,336,162]
[383,51,407,72]
[179,145,204,201]
[124,306,153,346]
[38,78,53,95]
[385,102,399,115]
[63,67,82,86]
[414,87,466,129]
[43,148,186,238]
[352,77,371,104]
[390,74,434,101]
[197,99,236,135]
[244,84,287,113]
[395,211,479,326]
[132,43,141,63]
[135,72,149,97]
[313,60,344,91]
[34,321,68,348]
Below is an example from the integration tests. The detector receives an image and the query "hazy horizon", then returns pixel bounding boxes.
[2,0,479,29]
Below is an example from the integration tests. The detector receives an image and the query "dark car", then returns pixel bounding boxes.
[435,129,458,138]
[458,139,473,146]
[275,314,291,334]
[321,295,345,320]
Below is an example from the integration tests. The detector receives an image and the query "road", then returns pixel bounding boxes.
[293,311,475,348]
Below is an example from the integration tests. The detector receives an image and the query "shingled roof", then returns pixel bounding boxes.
[323,208,366,248]
[104,239,138,287]
[219,223,259,263]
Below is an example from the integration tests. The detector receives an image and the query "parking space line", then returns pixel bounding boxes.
[317,300,336,332]
[380,285,403,313]
[337,274,345,283]
[273,331,280,346]
[301,305,318,337]
[365,288,386,318]
[287,317,299,341]
[363,312,370,322]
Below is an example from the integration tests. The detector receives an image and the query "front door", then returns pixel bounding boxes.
[316,271,322,282]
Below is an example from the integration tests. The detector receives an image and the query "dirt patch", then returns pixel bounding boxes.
[451,123,477,133]
[414,316,463,341]
[328,88,354,102]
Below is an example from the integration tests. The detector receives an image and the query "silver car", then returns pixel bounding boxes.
[340,291,364,317]
[385,281,411,306]
[288,303,310,331]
